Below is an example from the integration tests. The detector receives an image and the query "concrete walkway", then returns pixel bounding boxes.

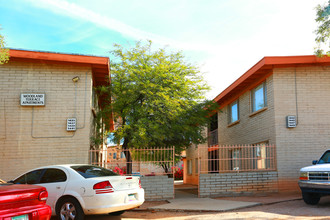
[137,183,302,212]
[149,188,260,212]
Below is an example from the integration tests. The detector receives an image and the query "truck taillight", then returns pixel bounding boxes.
[38,190,48,201]
[139,179,142,189]
[93,181,114,194]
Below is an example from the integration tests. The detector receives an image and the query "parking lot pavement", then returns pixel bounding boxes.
[50,190,302,219]
[82,197,330,220]
[136,191,301,212]
[51,194,330,219]
[151,197,260,212]
[215,191,302,205]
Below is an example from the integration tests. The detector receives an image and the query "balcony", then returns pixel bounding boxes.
[208,129,218,146]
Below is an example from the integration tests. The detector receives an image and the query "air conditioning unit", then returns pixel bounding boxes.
[286,116,296,128]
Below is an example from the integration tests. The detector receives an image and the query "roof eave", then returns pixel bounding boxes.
[8,49,110,87]
[213,55,330,106]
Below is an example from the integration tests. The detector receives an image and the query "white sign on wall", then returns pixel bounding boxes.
[20,94,45,106]
[67,118,77,131]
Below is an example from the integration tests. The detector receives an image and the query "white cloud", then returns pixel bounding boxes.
[22,0,328,100]
[24,0,217,53]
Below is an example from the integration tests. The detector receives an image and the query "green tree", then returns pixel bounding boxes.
[315,0,330,56]
[0,27,9,64]
[102,41,217,174]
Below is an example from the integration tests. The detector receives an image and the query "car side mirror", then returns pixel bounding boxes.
[312,160,318,165]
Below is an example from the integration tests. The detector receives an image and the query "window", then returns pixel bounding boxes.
[113,152,117,159]
[251,82,267,112]
[14,169,44,184]
[253,141,269,169]
[229,100,239,123]
[188,160,192,175]
[40,169,67,183]
[71,165,118,178]
[318,151,330,164]
[195,158,199,174]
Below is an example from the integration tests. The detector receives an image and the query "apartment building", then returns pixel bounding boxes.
[0,49,110,180]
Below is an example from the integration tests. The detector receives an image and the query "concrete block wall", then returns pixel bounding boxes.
[199,172,278,197]
[141,176,174,201]
[0,61,93,180]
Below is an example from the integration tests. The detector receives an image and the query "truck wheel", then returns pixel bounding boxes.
[302,192,320,205]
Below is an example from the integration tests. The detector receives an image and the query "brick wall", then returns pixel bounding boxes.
[0,61,94,180]
[199,172,278,197]
[140,176,174,201]
[273,66,330,190]
[212,65,330,191]
[217,76,276,146]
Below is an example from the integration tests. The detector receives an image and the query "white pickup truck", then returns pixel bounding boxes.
[298,150,330,205]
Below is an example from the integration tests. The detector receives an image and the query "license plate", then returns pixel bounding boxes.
[128,194,136,201]
[12,215,29,220]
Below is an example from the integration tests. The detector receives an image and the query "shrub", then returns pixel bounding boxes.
[172,166,183,180]
[113,166,127,176]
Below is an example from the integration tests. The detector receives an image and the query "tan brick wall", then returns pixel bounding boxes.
[214,65,330,191]
[273,66,330,190]
[217,75,276,146]
[0,61,94,180]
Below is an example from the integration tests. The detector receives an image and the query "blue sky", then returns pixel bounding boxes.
[0,0,327,99]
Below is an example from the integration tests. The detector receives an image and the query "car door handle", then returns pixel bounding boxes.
[56,186,61,189]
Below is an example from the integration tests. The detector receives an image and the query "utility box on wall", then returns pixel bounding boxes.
[67,118,77,131]
[286,116,297,128]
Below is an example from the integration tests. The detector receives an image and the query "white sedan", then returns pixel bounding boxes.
[12,164,145,219]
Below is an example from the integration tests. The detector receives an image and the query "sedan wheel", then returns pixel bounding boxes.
[57,198,84,220]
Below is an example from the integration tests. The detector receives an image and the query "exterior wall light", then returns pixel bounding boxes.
[72,76,80,82]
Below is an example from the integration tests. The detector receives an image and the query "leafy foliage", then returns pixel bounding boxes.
[113,166,127,176]
[0,28,9,64]
[172,166,184,180]
[315,1,330,57]
[102,41,217,173]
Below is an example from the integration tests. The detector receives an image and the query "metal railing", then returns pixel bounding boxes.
[208,129,218,146]
[198,144,276,174]
[89,147,175,176]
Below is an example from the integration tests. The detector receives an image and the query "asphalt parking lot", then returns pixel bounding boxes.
[51,194,330,220]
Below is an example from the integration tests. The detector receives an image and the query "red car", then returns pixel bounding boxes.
[0,182,51,220]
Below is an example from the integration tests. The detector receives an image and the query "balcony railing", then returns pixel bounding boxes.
[208,129,218,146]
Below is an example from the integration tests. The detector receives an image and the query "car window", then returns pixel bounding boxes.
[71,165,118,178]
[14,169,44,184]
[318,151,330,164]
[40,168,67,183]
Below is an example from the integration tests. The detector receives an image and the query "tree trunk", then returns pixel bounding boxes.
[123,138,132,175]
[161,163,173,178]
